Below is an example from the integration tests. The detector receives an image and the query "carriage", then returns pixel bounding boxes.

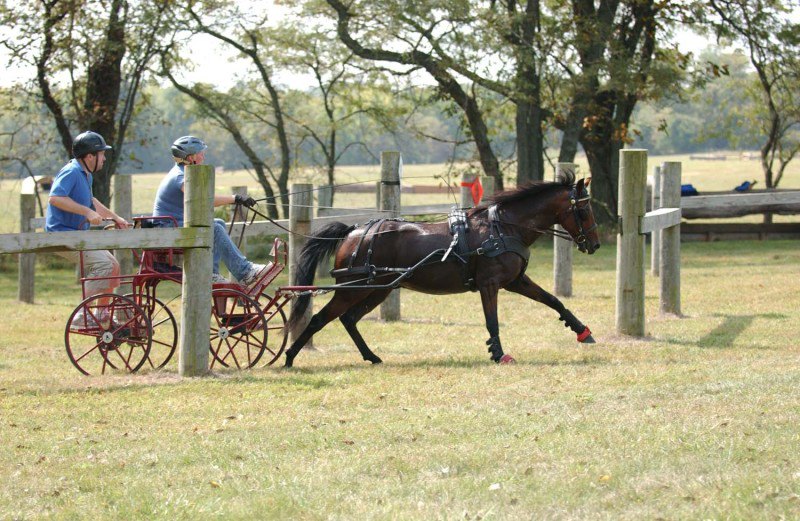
[63,216,291,375]
[62,171,600,373]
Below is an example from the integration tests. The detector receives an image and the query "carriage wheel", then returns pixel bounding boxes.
[64,294,152,376]
[209,288,267,370]
[124,293,177,370]
[256,294,289,366]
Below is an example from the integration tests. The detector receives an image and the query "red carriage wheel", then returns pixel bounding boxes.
[209,288,267,370]
[124,293,177,370]
[64,293,152,375]
[256,294,289,366]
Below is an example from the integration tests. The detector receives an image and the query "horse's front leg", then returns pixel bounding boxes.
[478,284,515,364]
[505,275,595,343]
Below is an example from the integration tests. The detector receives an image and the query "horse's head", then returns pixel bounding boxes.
[558,178,600,254]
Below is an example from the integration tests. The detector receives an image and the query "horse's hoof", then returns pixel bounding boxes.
[499,354,516,364]
[577,327,595,343]
[369,358,383,365]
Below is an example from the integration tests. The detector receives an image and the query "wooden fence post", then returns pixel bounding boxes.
[380,151,401,321]
[660,162,682,315]
[651,165,662,276]
[316,184,334,279]
[482,176,496,200]
[616,149,648,336]
[179,164,214,376]
[460,173,478,208]
[290,183,314,346]
[113,174,133,293]
[231,185,248,255]
[553,163,576,297]
[18,193,35,303]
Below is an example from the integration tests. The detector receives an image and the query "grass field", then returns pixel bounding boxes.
[1,239,799,519]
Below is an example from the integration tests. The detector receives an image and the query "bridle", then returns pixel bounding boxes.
[565,185,597,248]
[482,184,597,247]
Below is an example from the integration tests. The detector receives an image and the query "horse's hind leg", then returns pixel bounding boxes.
[505,274,595,343]
[284,290,374,368]
[339,289,392,364]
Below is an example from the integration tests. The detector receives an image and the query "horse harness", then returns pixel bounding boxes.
[444,205,531,291]
[327,184,592,290]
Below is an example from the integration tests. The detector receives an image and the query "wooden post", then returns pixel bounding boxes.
[660,162,681,315]
[553,163,575,297]
[481,175,496,200]
[179,164,214,376]
[651,165,662,276]
[616,149,648,337]
[380,151,401,321]
[18,193,35,303]
[460,174,494,206]
[113,174,133,294]
[290,183,314,346]
[316,184,334,279]
[231,186,248,255]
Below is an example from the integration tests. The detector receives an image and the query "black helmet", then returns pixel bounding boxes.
[171,136,207,160]
[72,131,112,158]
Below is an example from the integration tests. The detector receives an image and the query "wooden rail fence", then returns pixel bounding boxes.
[616,150,682,337]
[2,165,215,377]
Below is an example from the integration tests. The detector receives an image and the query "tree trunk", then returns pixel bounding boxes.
[516,99,544,185]
[513,0,543,186]
[83,0,126,205]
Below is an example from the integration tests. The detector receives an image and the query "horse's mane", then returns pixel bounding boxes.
[475,169,575,211]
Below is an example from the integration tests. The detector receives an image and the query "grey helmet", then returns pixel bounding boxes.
[171,136,207,160]
[72,131,112,158]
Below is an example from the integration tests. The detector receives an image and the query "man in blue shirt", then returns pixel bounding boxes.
[46,131,130,327]
[153,136,268,285]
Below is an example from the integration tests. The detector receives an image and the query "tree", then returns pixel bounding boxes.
[161,2,295,217]
[705,0,800,190]
[0,0,173,204]
[547,0,694,223]
[323,0,508,188]
[270,8,401,203]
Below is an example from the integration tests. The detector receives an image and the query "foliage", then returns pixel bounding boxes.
[0,0,177,204]
[703,0,800,188]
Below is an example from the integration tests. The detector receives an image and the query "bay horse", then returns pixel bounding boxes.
[284,172,600,367]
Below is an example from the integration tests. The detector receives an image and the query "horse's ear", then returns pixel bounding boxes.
[576,178,585,192]
[584,177,591,187]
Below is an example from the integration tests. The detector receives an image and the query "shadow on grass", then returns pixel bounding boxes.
[256,353,611,375]
[5,352,614,397]
[664,312,788,349]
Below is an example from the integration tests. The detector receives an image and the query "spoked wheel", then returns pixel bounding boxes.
[124,293,177,370]
[256,294,289,366]
[210,288,267,370]
[64,293,152,376]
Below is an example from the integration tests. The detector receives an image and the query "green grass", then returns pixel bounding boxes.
[1,240,799,519]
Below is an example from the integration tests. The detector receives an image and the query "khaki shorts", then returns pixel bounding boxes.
[55,249,120,294]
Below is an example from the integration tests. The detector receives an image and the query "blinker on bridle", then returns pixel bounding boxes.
[567,185,597,246]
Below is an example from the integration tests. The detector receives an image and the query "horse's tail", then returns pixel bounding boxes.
[288,221,355,330]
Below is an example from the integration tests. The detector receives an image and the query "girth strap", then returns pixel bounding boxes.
[480,204,530,275]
